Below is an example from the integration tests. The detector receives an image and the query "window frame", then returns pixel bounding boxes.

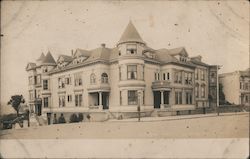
[127,65,137,80]
[128,90,138,105]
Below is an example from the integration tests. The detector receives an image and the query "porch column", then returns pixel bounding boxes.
[160,90,164,109]
[99,92,103,109]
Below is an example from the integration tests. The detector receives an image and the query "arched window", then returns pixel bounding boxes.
[90,73,96,84]
[195,83,199,98]
[101,73,108,83]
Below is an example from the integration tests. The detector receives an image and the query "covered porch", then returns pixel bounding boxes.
[88,91,110,110]
[153,90,171,109]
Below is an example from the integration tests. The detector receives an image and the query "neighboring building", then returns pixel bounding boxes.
[219,68,250,105]
[26,21,218,122]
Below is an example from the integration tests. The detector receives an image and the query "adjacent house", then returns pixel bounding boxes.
[219,68,250,105]
[26,21,219,122]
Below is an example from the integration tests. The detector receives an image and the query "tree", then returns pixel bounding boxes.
[7,95,25,117]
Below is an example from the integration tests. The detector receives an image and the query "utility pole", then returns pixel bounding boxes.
[216,65,221,116]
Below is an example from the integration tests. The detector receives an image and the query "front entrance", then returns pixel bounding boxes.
[153,90,170,109]
[154,91,161,108]
[102,92,109,109]
[35,104,42,116]
[89,92,109,109]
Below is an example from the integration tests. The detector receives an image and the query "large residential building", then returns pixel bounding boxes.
[219,68,250,105]
[26,21,218,122]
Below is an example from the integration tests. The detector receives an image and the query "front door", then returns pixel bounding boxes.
[154,91,161,109]
[37,104,42,116]
[102,92,109,109]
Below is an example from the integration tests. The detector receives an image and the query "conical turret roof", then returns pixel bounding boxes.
[117,21,145,45]
[42,51,56,65]
[37,53,45,61]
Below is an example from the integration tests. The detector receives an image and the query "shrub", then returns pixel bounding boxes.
[58,113,66,124]
[69,113,79,123]
[78,113,84,122]
[86,114,91,120]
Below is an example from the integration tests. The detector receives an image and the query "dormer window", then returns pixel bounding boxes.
[180,56,187,62]
[126,44,137,54]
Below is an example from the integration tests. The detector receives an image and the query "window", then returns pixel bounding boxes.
[59,96,65,107]
[185,92,192,104]
[128,90,138,105]
[195,69,199,80]
[43,80,48,90]
[175,91,182,104]
[90,73,96,84]
[174,71,182,84]
[201,84,205,98]
[184,72,188,84]
[210,73,215,83]
[37,90,41,98]
[163,73,166,80]
[44,97,49,108]
[28,76,34,85]
[119,66,121,80]
[201,69,205,81]
[245,96,248,103]
[74,73,82,86]
[195,84,199,98]
[167,72,170,80]
[29,91,34,100]
[120,91,122,105]
[142,65,145,80]
[43,66,48,73]
[68,95,72,102]
[65,77,71,85]
[188,73,192,84]
[155,72,160,81]
[58,77,65,88]
[240,82,243,89]
[75,94,83,107]
[37,75,41,85]
[101,73,108,83]
[127,65,137,80]
[126,44,137,54]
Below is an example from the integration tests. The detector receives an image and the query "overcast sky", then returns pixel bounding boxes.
[1,1,249,112]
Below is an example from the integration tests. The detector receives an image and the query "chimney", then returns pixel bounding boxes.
[101,43,106,48]
[71,49,74,56]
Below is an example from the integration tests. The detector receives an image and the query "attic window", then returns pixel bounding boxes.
[119,51,121,56]
[180,56,187,62]
[126,44,137,54]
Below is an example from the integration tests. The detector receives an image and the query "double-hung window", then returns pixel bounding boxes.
[126,44,137,54]
[75,94,83,107]
[127,65,137,80]
[74,73,82,86]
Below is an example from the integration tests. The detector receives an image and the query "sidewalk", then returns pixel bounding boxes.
[108,111,249,122]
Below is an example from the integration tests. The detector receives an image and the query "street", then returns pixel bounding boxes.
[0,112,249,139]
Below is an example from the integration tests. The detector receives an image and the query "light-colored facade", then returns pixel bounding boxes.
[219,69,250,105]
[26,21,218,122]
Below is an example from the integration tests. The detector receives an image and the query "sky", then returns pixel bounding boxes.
[1,0,249,114]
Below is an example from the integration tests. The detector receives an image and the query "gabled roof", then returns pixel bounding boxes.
[26,62,36,71]
[190,55,210,67]
[117,21,145,45]
[74,48,91,58]
[42,51,56,65]
[58,54,73,63]
[167,47,188,56]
